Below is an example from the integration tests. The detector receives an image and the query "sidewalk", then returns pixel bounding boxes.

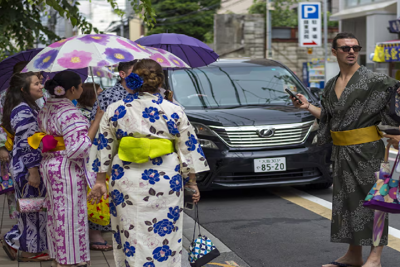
[0,194,191,267]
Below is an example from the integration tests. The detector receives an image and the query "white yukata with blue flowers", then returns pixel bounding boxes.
[88,91,209,267]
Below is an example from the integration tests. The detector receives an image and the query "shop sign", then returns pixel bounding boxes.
[389,20,400,33]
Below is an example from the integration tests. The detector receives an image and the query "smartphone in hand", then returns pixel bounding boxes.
[285,88,303,105]
[184,187,196,210]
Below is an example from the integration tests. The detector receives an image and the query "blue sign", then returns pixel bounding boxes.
[301,4,319,19]
[389,20,400,33]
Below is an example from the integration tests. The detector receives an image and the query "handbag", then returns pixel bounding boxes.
[363,144,400,213]
[188,204,220,267]
[16,183,46,213]
[0,162,14,195]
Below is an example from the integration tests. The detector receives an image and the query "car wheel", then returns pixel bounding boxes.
[306,181,332,190]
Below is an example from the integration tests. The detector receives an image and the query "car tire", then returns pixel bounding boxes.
[306,181,332,190]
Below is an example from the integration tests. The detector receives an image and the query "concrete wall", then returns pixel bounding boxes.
[214,14,339,77]
[214,14,265,59]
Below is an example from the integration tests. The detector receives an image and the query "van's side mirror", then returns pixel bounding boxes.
[309,87,321,101]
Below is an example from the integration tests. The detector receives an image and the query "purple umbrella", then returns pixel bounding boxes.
[0,49,42,92]
[135,33,219,68]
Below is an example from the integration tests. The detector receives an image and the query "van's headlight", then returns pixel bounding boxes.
[311,119,319,144]
[310,119,319,132]
[199,139,218,149]
[191,122,215,136]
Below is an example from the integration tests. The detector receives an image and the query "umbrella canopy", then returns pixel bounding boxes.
[0,49,42,92]
[23,34,190,73]
[135,33,219,68]
[89,66,114,79]
[43,68,88,84]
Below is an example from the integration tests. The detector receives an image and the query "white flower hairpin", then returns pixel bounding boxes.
[54,86,65,96]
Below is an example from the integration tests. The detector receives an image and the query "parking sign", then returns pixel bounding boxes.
[298,2,321,47]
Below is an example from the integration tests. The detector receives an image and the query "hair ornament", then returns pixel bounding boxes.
[54,86,66,96]
[125,73,143,90]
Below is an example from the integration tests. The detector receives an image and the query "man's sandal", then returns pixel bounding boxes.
[326,262,362,267]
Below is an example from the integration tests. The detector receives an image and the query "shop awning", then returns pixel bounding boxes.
[330,0,396,21]
[372,40,400,63]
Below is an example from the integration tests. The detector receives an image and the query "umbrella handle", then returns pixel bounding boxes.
[384,143,391,162]
[90,67,100,108]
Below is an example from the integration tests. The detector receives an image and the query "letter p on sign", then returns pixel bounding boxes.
[301,4,319,19]
[304,6,316,17]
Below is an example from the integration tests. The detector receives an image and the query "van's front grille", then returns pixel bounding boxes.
[210,121,314,148]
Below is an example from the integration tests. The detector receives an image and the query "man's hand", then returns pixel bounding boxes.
[290,94,309,109]
[384,133,400,149]
[0,147,9,163]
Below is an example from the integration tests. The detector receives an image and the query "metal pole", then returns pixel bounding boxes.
[266,0,272,58]
[323,0,328,83]
[120,18,124,37]
[398,0,400,18]
[90,66,100,107]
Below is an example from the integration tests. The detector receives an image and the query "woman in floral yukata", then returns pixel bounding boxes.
[1,72,49,262]
[88,59,209,267]
[36,71,104,267]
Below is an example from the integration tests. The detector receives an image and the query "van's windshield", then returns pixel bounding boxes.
[170,65,310,109]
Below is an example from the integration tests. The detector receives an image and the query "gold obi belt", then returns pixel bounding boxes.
[27,132,65,152]
[1,126,14,152]
[330,125,383,146]
[118,137,175,163]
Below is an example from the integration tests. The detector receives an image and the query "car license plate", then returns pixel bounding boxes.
[254,157,286,173]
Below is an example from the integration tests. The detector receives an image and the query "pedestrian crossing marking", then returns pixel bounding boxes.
[271,188,400,252]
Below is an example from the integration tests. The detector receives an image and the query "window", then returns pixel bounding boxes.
[170,65,310,109]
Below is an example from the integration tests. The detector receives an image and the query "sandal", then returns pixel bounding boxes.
[326,261,362,267]
[90,241,113,251]
[1,239,17,261]
[19,252,52,262]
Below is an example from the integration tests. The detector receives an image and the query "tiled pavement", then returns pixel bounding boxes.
[0,194,191,267]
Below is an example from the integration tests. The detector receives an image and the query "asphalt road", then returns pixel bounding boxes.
[186,148,400,267]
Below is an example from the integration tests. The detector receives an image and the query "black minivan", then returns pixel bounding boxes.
[168,59,332,190]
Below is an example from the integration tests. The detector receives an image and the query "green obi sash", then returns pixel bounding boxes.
[118,137,175,163]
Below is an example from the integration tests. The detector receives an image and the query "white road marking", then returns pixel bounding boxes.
[287,187,400,240]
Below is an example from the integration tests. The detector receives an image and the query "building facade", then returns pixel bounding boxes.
[330,0,398,73]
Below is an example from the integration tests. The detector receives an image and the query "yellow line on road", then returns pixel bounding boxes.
[271,189,400,252]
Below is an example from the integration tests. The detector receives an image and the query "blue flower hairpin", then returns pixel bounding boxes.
[125,73,143,90]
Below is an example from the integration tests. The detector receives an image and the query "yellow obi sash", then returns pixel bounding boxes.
[330,125,383,146]
[1,126,14,152]
[118,137,175,163]
[27,132,65,152]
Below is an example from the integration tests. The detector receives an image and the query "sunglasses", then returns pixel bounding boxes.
[337,46,362,52]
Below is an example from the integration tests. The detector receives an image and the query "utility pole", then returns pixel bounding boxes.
[266,0,272,58]
[398,0,400,18]
[323,0,328,83]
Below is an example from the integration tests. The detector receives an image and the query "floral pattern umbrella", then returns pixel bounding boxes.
[89,66,114,79]
[23,34,190,73]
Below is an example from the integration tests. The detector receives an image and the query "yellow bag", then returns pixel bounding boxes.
[87,175,110,226]
[373,45,385,63]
